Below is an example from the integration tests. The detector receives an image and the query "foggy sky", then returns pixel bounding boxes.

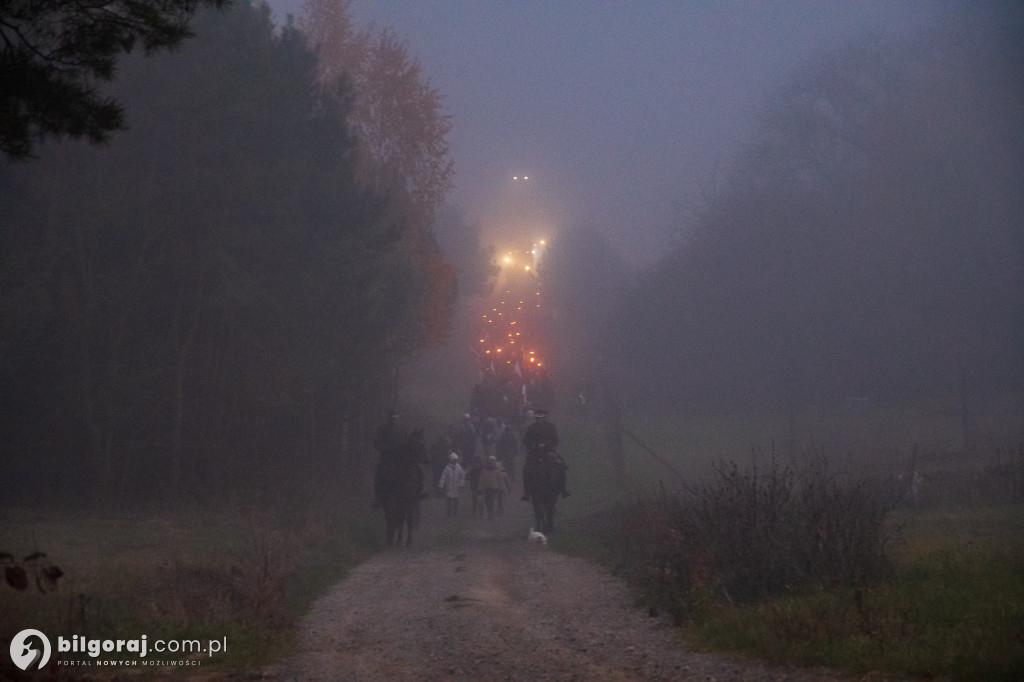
[268,0,951,265]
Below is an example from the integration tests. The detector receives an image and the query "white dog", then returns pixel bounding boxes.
[528,527,548,547]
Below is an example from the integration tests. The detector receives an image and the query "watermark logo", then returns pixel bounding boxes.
[9,629,225,670]
[10,629,51,671]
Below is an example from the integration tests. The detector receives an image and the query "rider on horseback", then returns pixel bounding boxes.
[521,408,569,501]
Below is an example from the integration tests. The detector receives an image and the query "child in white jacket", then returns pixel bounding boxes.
[438,453,466,518]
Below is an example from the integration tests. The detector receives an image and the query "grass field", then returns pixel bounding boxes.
[3,394,1021,680]
[555,400,1024,682]
[1,501,382,677]
[682,502,1024,681]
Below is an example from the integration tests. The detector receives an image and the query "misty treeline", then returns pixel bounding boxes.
[0,2,477,507]
[545,10,1023,431]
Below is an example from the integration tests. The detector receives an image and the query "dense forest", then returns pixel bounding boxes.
[0,3,460,508]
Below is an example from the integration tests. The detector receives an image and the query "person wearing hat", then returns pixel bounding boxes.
[523,409,557,451]
[438,452,466,518]
[521,409,569,501]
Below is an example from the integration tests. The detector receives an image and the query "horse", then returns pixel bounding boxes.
[522,448,566,534]
[380,429,427,547]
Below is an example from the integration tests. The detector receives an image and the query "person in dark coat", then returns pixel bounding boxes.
[495,419,519,481]
[429,433,452,496]
[521,409,569,501]
[372,410,407,508]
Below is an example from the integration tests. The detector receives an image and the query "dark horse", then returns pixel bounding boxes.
[380,429,427,547]
[522,448,566,534]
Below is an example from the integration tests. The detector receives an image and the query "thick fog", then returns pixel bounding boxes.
[416,1,1024,458]
[2,9,1021,681]
[272,0,960,265]
[1,1,1021,510]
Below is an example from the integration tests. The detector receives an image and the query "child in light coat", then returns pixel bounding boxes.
[438,452,466,518]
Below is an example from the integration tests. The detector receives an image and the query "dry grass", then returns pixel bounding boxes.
[0,500,378,676]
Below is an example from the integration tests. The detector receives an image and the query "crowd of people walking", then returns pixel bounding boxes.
[372,396,568,524]
[431,412,520,520]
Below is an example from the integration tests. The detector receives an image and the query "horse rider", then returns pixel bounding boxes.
[372,409,407,508]
[521,408,569,501]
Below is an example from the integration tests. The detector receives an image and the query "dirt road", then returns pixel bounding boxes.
[264,493,852,681]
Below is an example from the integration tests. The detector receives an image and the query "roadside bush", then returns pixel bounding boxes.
[615,455,892,619]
